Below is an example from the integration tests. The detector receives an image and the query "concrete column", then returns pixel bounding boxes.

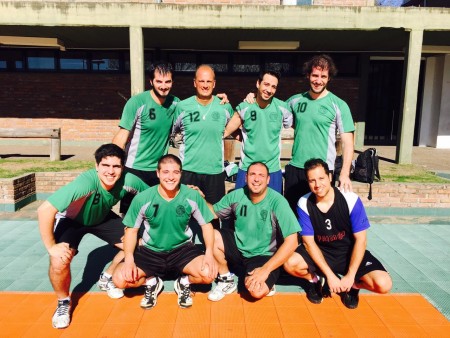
[129,26,145,96]
[396,28,423,164]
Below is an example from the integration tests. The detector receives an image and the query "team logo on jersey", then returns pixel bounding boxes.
[319,106,328,115]
[176,205,186,216]
[260,209,268,221]
[269,112,278,122]
[212,111,220,121]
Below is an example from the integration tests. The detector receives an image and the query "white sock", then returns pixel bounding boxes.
[59,296,70,302]
[102,272,112,279]
[310,274,320,283]
[180,275,190,286]
[219,272,233,279]
[145,277,157,286]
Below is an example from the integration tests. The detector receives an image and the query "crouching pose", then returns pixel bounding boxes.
[208,162,299,301]
[38,144,149,329]
[112,154,217,309]
[284,158,392,309]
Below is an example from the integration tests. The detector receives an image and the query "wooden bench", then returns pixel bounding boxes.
[0,128,61,161]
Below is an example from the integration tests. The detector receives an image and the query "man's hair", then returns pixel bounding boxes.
[304,158,331,176]
[157,154,182,171]
[303,54,338,78]
[194,64,215,80]
[247,161,270,176]
[94,143,125,165]
[258,69,281,83]
[149,61,173,81]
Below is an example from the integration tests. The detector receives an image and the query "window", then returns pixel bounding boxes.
[199,53,229,73]
[233,54,260,73]
[169,53,197,72]
[60,51,88,70]
[91,51,120,71]
[27,50,56,70]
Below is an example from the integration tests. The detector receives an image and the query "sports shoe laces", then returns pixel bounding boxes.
[56,300,70,316]
[180,284,191,300]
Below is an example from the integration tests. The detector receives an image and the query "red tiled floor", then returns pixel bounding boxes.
[0,292,449,337]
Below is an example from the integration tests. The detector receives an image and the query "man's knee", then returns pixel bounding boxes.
[283,252,306,274]
[373,273,392,294]
[112,263,126,288]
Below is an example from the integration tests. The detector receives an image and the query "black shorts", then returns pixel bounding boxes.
[219,228,280,289]
[284,165,334,217]
[54,212,124,252]
[120,167,159,214]
[181,170,225,205]
[133,242,203,278]
[295,244,387,282]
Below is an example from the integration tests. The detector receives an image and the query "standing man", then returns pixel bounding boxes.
[113,61,179,213]
[38,144,149,329]
[207,162,299,301]
[172,65,234,217]
[285,54,355,214]
[284,158,392,309]
[112,154,217,309]
[224,70,292,194]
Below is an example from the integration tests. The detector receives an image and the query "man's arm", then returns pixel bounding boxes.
[38,201,72,261]
[303,235,343,293]
[121,227,140,282]
[338,131,354,192]
[224,113,243,138]
[112,128,130,149]
[340,230,367,292]
[246,233,298,289]
[200,223,218,279]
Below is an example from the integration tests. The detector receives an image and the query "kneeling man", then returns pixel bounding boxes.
[208,162,299,301]
[112,154,217,309]
[284,158,392,309]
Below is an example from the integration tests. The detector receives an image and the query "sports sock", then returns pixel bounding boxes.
[180,275,190,286]
[145,277,157,286]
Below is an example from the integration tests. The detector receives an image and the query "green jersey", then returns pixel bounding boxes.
[234,98,292,173]
[48,169,149,226]
[173,96,233,174]
[287,91,355,170]
[214,187,300,258]
[119,91,179,171]
[123,184,214,252]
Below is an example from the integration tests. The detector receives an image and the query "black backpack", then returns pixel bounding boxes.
[352,148,381,200]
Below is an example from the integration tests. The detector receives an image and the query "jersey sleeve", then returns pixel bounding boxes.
[123,192,151,229]
[279,100,293,128]
[47,171,92,212]
[188,191,214,226]
[273,197,301,237]
[334,98,355,134]
[172,104,184,134]
[297,195,314,236]
[119,96,140,131]
[213,193,235,220]
[349,196,370,233]
[123,172,149,195]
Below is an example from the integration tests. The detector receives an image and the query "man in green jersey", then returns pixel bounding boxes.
[113,61,179,213]
[284,54,355,215]
[224,70,293,194]
[207,162,299,301]
[172,65,234,227]
[38,144,149,329]
[112,154,218,309]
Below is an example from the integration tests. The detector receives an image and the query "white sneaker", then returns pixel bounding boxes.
[52,299,71,329]
[266,285,276,297]
[140,277,164,309]
[98,273,124,299]
[208,274,237,302]
[174,277,193,308]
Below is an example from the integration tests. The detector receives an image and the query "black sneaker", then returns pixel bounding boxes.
[140,277,164,309]
[342,288,360,309]
[306,276,326,304]
[174,277,193,308]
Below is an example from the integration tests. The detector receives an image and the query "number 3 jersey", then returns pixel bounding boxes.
[47,169,149,226]
[119,91,179,171]
[297,187,370,261]
[172,96,234,175]
[123,184,214,252]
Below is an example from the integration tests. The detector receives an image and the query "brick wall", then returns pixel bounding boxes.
[0,72,359,142]
[1,172,449,211]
